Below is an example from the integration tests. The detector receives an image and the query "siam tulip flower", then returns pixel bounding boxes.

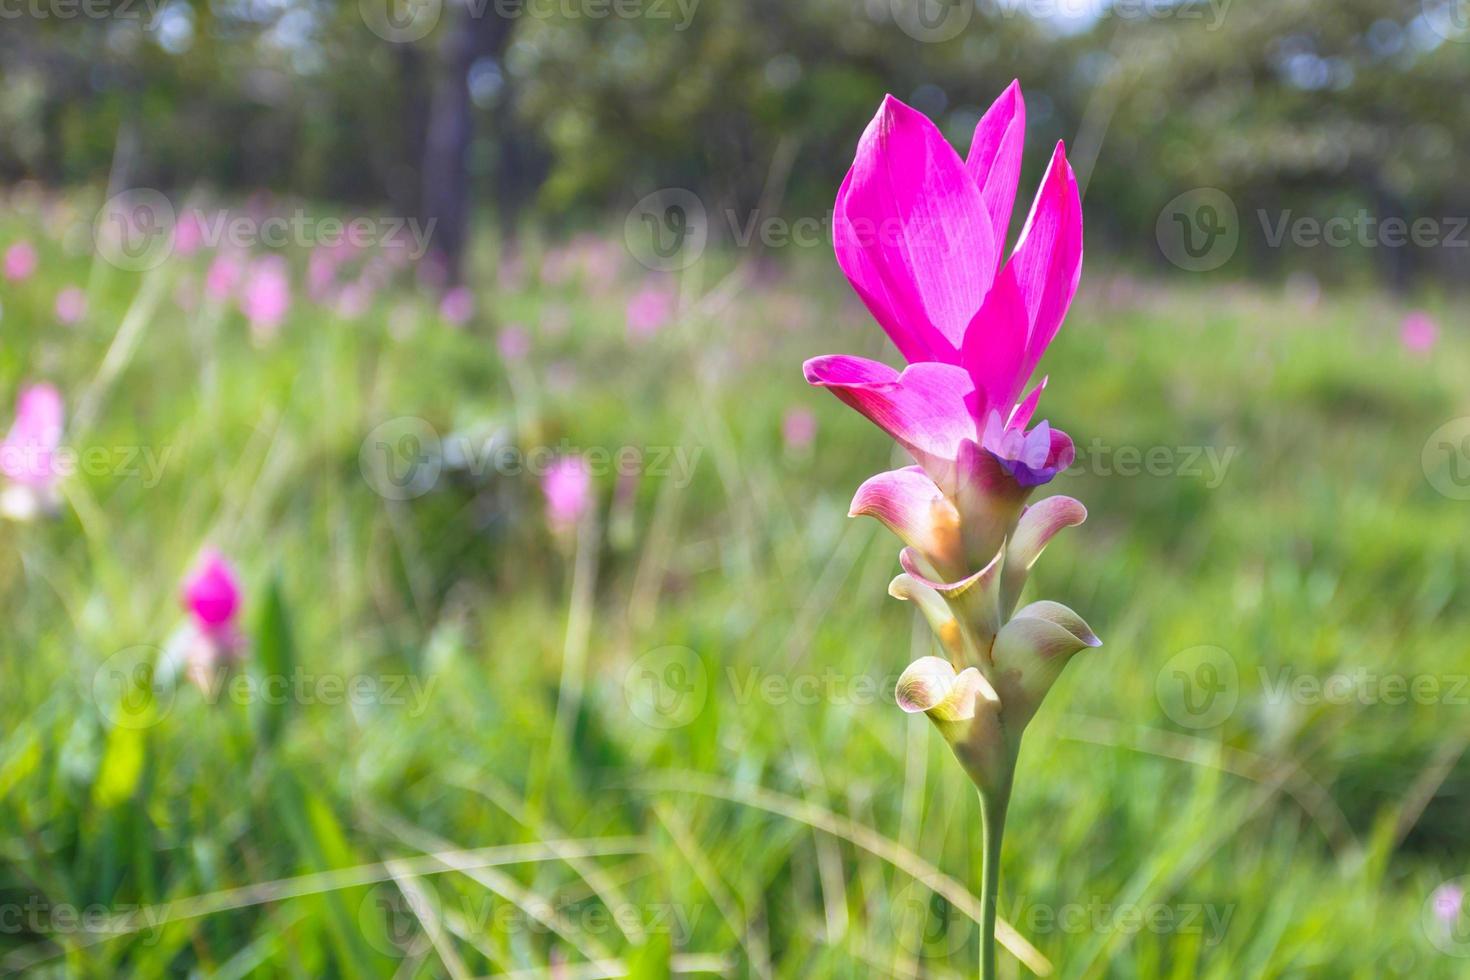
[542,455,592,536]
[1400,310,1437,355]
[240,255,292,343]
[54,286,87,325]
[439,285,475,326]
[308,245,341,302]
[0,384,65,521]
[781,406,817,455]
[498,324,531,361]
[626,283,675,340]
[335,280,374,320]
[4,241,38,282]
[180,550,245,688]
[173,210,207,256]
[804,82,1097,978]
[206,253,244,301]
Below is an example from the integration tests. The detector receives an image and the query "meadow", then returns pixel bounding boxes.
[1,185,1468,978]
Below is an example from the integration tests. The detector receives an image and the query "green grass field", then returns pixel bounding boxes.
[2,189,1468,978]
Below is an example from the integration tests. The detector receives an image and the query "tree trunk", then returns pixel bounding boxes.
[419,2,516,287]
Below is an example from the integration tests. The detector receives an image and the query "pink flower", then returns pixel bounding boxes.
[183,550,243,631]
[4,241,37,281]
[1401,310,1438,355]
[439,286,475,326]
[498,324,531,361]
[0,384,65,521]
[206,253,243,300]
[805,82,1083,575]
[1,384,64,489]
[542,456,592,533]
[181,550,245,683]
[335,280,373,319]
[626,284,675,340]
[1433,883,1465,925]
[54,286,87,325]
[240,255,292,341]
[782,407,817,453]
[173,210,207,256]
[308,246,340,302]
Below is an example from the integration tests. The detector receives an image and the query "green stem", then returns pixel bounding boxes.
[978,779,1011,980]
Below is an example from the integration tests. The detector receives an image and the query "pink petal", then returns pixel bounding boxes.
[849,466,964,577]
[1008,141,1083,381]
[966,80,1026,261]
[1,384,64,486]
[833,95,999,363]
[1008,377,1048,430]
[959,265,1030,417]
[803,355,977,490]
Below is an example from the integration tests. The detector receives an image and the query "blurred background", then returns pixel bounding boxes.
[2,0,1469,976]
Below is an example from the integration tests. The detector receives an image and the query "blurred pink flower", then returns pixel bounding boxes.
[575,234,621,291]
[336,280,373,319]
[540,246,572,286]
[543,456,592,533]
[626,284,675,340]
[240,255,292,341]
[1,384,64,488]
[782,407,818,453]
[181,550,245,684]
[54,286,87,325]
[1433,882,1465,925]
[498,324,531,361]
[439,286,475,326]
[308,246,340,301]
[206,253,244,300]
[4,241,37,282]
[0,384,65,521]
[183,550,243,632]
[1401,310,1438,355]
[173,210,207,256]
